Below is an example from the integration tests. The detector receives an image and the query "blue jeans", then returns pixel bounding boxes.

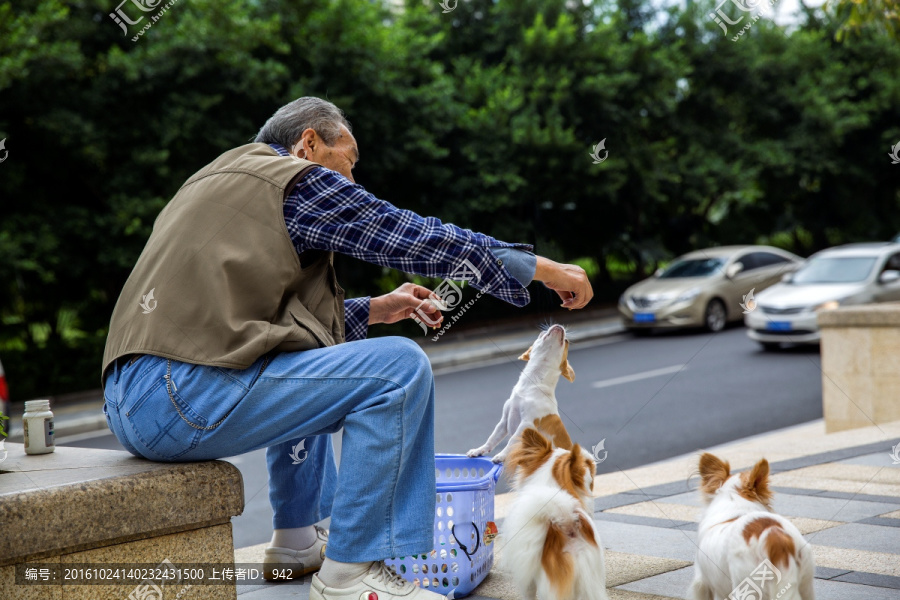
[102,336,437,563]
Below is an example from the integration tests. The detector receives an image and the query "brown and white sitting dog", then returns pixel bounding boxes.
[690,453,815,600]
[501,428,609,600]
[467,324,575,462]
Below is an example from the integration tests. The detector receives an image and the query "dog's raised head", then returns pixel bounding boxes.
[698,452,773,510]
[519,324,575,383]
[508,428,595,506]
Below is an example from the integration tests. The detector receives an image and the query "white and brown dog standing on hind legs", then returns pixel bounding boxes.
[467,323,575,463]
[501,427,609,600]
[690,453,815,600]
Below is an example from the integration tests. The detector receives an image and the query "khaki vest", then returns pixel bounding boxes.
[101,143,346,385]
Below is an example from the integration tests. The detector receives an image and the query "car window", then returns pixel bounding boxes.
[884,253,900,272]
[792,256,877,284]
[658,257,727,278]
[734,253,759,272]
[751,252,791,268]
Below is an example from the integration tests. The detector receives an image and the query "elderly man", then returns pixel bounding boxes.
[101,97,592,600]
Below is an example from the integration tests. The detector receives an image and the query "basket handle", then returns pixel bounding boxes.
[451,522,480,560]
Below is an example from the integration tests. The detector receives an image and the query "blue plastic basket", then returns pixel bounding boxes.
[386,454,502,598]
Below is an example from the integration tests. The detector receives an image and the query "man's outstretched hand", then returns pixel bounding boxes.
[368,256,592,326]
[369,282,444,326]
[534,256,594,309]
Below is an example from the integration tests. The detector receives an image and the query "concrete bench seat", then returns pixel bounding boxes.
[0,442,244,599]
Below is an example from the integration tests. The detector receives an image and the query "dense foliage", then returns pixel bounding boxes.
[1,0,898,399]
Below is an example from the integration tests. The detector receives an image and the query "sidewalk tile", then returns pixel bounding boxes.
[608,591,678,599]
[812,578,900,600]
[772,473,900,499]
[813,489,900,505]
[619,566,900,600]
[813,545,900,577]
[857,516,900,528]
[604,500,700,523]
[807,523,900,554]
[594,511,694,529]
[815,567,853,579]
[237,579,309,599]
[768,438,900,473]
[771,485,829,497]
[654,491,703,508]
[833,571,900,590]
[772,493,899,522]
[615,565,693,598]
[594,493,653,512]
[604,551,691,587]
[838,452,900,468]
[784,516,843,535]
[595,521,699,562]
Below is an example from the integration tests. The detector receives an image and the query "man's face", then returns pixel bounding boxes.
[293,125,359,183]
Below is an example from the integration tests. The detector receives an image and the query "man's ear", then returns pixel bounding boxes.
[560,341,575,382]
[519,345,532,361]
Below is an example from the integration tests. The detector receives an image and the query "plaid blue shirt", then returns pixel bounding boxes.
[271,144,534,341]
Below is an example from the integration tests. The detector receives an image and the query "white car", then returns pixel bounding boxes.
[746,243,900,349]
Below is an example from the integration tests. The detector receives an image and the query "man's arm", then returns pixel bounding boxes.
[282,164,532,306]
[343,297,371,342]
[276,147,592,326]
[343,248,537,341]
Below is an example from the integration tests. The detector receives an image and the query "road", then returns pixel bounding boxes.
[60,326,823,548]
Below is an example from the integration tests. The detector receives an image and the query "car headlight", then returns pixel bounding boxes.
[675,288,701,303]
[814,300,840,312]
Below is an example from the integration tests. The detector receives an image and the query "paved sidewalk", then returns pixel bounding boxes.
[233,418,900,600]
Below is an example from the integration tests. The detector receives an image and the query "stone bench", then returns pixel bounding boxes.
[818,302,900,432]
[0,442,244,599]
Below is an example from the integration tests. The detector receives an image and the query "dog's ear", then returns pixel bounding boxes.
[699,453,731,495]
[560,340,575,382]
[507,427,552,481]
[521,427,551,451]
[518,345,532,361]
[568,444,587,491]
[740,458,772,507]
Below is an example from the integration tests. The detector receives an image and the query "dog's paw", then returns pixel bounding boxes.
[492,453,507,464]
[467,447,486,458]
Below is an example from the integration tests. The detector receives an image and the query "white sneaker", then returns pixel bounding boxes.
[263,526,329,580]
[310,561,448,600]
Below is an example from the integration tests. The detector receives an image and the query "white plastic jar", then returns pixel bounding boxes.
[23,399,55,454]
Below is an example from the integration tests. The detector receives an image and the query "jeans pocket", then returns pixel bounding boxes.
[119,356,162,409]
[122,375,204,461]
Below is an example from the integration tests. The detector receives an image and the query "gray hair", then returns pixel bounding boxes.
[253,97,351,148]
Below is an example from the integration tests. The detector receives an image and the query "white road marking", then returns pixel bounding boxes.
[590,364,687,389]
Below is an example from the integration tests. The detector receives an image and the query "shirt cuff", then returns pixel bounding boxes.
[343,297,370,342]
[488,247,537,286]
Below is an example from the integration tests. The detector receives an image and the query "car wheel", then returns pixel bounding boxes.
[704,299,727,332]
[760,342,781,351]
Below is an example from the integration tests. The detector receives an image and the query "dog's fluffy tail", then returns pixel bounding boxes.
[503,487,609,600]
[744,518,813,600]
[541,521,575,598]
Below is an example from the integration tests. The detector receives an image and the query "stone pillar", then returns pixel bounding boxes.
[818,303,900,432]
